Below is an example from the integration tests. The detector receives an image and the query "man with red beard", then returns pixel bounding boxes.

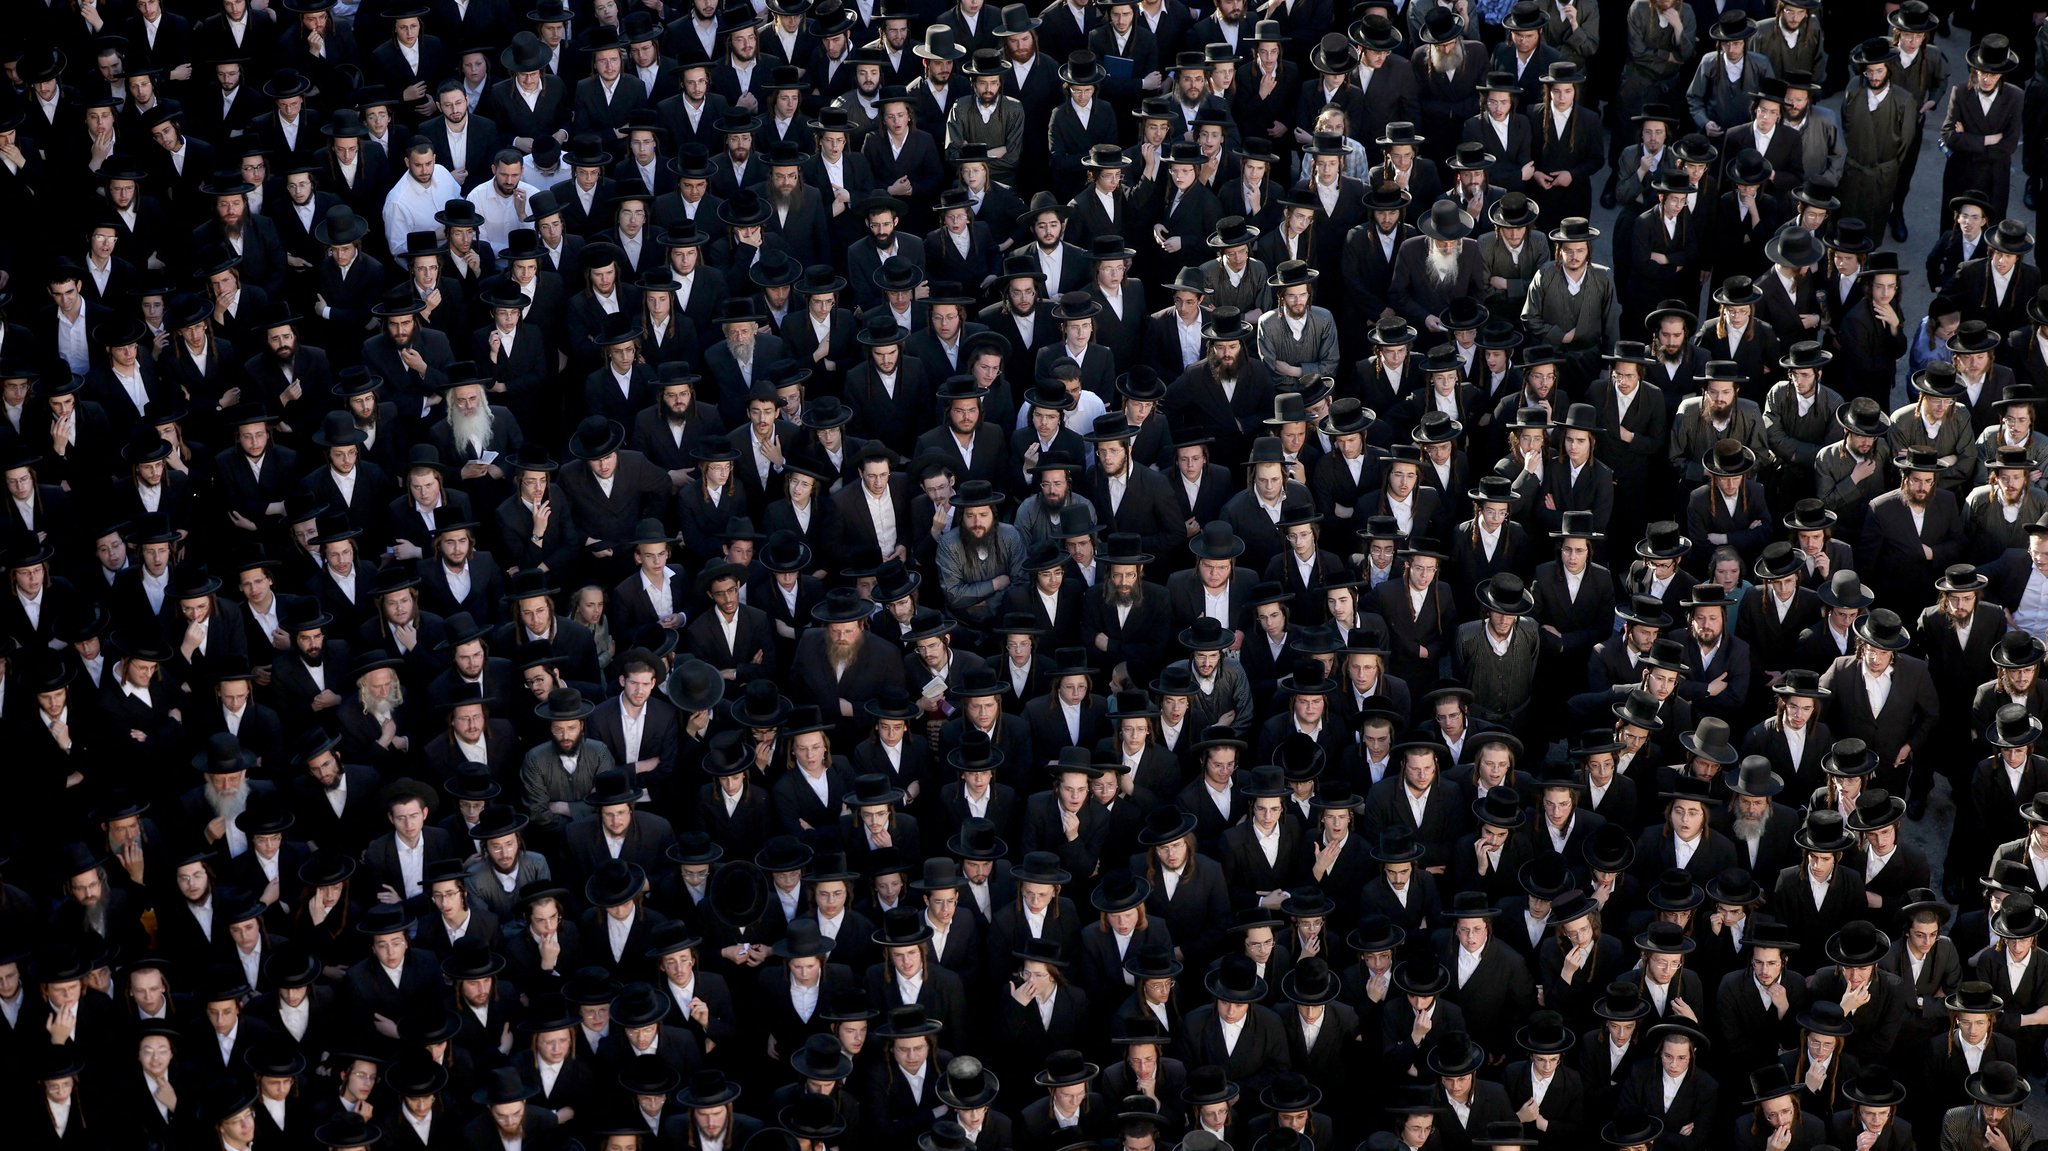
[790,587,908,743]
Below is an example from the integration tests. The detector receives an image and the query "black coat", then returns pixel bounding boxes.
[1181,1002,1292,1093]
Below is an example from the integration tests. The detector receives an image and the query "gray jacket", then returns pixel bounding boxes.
[521,741,618,832]
[935,521,1028,622]
[1255,305,1342,381]
[1686,49,1775,134]
[1786,103,1847,189]
[464,853,554,920]
[1166,655,1255,738]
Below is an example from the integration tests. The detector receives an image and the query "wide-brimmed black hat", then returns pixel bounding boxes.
[1203,953,1268,1004]
[1851,607,1911,652]
[1951,1042,2027,1109]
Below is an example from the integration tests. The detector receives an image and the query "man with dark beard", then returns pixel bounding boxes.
[519,686,614,844]
[945,50,1027,186]
[1855,447,1966,623]
[763,145,829,268]
[1081,413,1184,566]
[789,587,908,743]
[466,1069,562,1151]
[1081,531,1172,691]
[193,174,287,299]
[1669,366,1772,489]
[286,729,386,851]
[1161,308,1276,467]
[829,53,886,137]
[936,480,1026,629]
[270,602,351,734]
[629,363,725,486]
[239,306,334,435]
[1838,41,1913,244]
[361,290,457,422]
[1648,302,1710,402]
[1777,72,1846,196]
[1011,456,1095,548]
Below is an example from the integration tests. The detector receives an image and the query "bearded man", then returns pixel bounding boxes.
[1412,10,1487,157]
[285,729,385,850]
[428,372,524,466]
[1838,42,1912,246]
[1391,201,1489,341]
[1081,533,1173,690]
[179,733,281,859]
[337,658,418,775]
[1854,448,1966,622]
[935,481,1026,627]
[1161,309,1275,468]
[520,686,614,841]
[424,691,523,790]
[790,588,908,741]
[240,305,335,432]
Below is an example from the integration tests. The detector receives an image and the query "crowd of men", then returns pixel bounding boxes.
[4,0,2048,1148]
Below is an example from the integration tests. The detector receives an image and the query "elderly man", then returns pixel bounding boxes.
[791,587,908,737]
[337,656,419,775]
[179,732,283,861]
[428,370,526,498]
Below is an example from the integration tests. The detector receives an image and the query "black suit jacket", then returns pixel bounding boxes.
[1816,652,1942,776]
[1181,1003,1292,1093]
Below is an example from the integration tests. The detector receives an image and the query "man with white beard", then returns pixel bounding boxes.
[429,374,527,501]
[179,733,281,860]
[337,657,416,777]
[1722,755,1799,877]
[1390,200,1488,342]
[1412,8,1487,151]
